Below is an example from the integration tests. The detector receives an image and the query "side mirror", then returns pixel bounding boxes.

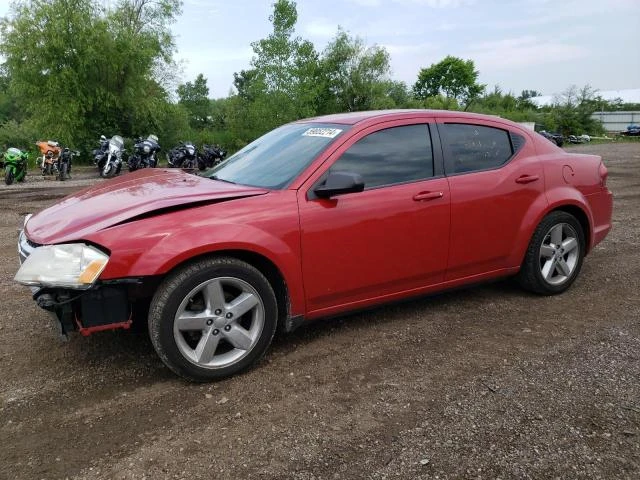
[314,171,365,198]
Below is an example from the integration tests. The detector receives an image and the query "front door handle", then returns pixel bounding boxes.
[515,174,540,184]
[413,191,444,201]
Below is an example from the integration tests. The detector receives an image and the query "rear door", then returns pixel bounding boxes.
[437,118,544,280]
[298,120,451,316]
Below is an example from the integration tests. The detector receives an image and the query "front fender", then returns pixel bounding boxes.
[86,197,305,316]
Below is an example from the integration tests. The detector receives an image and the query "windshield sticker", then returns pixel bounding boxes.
[302,127,343,138]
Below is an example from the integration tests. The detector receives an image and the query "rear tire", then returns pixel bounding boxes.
[60,163,67,181]
[149,257,278,382]
[517,211,585,295]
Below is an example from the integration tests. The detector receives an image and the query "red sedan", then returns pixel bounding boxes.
[15,110,613,381]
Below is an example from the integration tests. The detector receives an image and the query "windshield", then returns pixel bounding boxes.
[110,135,124,150]
[206,123,349,189]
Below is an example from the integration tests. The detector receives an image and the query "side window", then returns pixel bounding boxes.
[441,123,514,175]
[329,124,434,189]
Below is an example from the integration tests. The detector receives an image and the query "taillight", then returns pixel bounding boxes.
[598,162,608,187]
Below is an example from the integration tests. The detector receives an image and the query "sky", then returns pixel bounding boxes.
[0,0,638,99]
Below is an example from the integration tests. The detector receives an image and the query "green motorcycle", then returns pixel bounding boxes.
[2,147,28,185]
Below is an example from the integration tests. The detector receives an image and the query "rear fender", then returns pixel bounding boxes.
[508,186,593,268]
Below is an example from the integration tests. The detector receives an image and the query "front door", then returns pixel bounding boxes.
[298,122,451,316]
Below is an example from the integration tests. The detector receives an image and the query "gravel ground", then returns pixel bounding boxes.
[0,144,638,480]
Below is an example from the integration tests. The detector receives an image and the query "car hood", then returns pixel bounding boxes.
[25,169,269,244]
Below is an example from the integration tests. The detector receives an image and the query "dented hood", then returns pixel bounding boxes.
[25,169,269,244]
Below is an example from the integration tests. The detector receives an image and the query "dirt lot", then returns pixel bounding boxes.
[0,144,639,480]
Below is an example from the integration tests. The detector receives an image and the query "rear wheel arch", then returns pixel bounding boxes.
[511,199,593,270]
[550,205,591,254]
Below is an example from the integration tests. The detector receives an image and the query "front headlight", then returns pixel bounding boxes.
[14,243,109,289]
[143,145,151,153]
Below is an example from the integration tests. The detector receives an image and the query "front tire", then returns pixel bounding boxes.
[101,163,113,178]
[4,168,14,185]
[517,211,585,295]
[149,257,278,382]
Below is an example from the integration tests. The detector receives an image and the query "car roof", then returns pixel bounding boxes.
[297,109,507,126]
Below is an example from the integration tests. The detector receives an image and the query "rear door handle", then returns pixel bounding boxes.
[515,174,540,184]
[413,191,444,201]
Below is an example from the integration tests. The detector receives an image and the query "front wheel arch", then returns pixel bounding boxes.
[155,250,291,334]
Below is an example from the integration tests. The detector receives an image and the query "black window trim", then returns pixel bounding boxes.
[436,121,527,178]
[307,120,445,199]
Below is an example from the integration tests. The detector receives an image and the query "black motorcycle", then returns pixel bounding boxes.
[128,134,160,172]
[92,135,110,172]
[167,142,199,169]
[198,144,227,170]
[57,148,79,181]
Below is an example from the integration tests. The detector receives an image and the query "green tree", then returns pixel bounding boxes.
[249,0,321,122]
[0,0,181,150]
[413,55,485,110]
[177,73,211,128]
[319,28,392,113]
[545,85,604,135]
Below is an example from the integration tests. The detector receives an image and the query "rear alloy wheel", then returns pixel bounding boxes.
[518,211,585,295]
[149,257,277,381]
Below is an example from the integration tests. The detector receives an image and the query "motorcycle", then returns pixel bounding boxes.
[198,144,227,170]
[57,148,79,181]
[93,135,110,173]
[36,140,62,176]
[128,134,160,172]
[167,141,198,169]
[2,147,28,185]
[101,135,125,178]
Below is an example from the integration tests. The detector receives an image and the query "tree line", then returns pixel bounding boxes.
[0,0,634,162]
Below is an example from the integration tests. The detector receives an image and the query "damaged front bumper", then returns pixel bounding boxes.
[32,284,133,338]
[18,228,135,338]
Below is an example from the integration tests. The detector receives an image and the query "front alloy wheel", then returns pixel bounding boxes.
[149,257,277,381]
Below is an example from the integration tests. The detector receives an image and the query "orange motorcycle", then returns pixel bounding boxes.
[36,140,62,176]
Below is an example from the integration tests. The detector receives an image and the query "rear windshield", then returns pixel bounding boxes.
[206,123,349,189]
